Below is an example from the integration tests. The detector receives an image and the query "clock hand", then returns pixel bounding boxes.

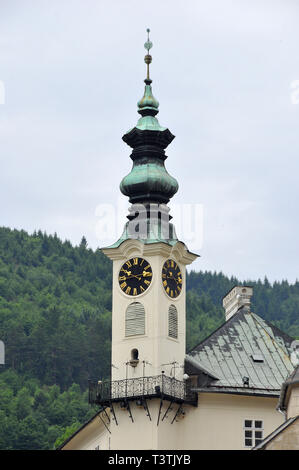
[122,269,132,276]
[125,273,143,280]
[142,271,152,277]
[166,275,182,286]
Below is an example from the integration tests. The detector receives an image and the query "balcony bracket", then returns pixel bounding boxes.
[110,401,118,426]
[126,400,134,423]
[144,399,151,421]
[162,400,173,422]
[157,398,163,426]
[98,407,111,434]
[171,403,183,424]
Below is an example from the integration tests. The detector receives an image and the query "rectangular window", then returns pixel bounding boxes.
[244,420,263,448]
[125,302,145,337]
[168,305,178,339]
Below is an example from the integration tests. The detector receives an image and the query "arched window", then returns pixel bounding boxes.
[131,348,139,361]
[168,305,178,339]
[125,302,145,337]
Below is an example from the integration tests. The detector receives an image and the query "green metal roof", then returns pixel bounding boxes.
[103,218,179,250]
[187,307,295,396]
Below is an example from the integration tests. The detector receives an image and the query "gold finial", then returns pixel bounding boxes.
[144,28,153,81]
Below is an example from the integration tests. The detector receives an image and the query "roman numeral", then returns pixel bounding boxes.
[120,282,127,290]
[133,258,138,265]
[125,286,131,295]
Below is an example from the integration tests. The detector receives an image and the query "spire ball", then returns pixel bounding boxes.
[144,28,153,81]
[144,40,153,53]
[144,28,153,53]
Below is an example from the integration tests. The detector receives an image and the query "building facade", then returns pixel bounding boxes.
[60,32,295,451]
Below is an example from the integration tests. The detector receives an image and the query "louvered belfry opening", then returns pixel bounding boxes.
[125,302,145,337]
[168,305,178,339]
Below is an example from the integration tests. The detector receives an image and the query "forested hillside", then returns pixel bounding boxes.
[0,226,298,449]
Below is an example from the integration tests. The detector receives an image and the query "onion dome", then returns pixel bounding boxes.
[120,29,178,205]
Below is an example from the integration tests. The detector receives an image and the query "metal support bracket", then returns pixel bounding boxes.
[126,401,134,423]
[103,407,110,424]
[157,398,163,426]
[171,403,183,424]
[162,400,173,422]
[98,407,111,434]
[110,402,118,426]
[143,398,151,421]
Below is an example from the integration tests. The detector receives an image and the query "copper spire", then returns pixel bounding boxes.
[144,28,153,83]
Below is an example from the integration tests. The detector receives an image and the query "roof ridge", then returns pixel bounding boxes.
[187,306,245,354]
[252,312,294,343]
[251,312,294,362]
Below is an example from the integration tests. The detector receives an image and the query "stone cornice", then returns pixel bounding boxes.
[101,239,199,265]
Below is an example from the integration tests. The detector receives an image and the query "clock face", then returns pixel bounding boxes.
[118,257,152,296]
[162,259,182,298]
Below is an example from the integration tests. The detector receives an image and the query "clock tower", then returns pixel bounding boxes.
[90,30,198,450]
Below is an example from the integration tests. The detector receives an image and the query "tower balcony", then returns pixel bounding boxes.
[88,374,197,407]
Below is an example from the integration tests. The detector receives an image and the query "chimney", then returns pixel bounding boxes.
[222,286,253,321]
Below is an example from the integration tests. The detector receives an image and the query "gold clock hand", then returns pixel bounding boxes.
[121,269,132,276]
[125,274,142,280]
[142,271,152,277]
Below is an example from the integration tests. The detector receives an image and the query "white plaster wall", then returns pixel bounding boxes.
[178,393,284,450]
[110,399,184,450]
[62,393,285,450]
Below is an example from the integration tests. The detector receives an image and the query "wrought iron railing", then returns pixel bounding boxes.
[89,374,197,405]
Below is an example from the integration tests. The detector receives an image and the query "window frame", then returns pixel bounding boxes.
[168,304,178,340]
[125,302,146,337]
[243,419,264,448]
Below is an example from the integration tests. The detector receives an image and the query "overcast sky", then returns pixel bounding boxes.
[0,0,299,283]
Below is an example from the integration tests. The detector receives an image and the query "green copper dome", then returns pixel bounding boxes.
[124,83,166,134]
[120,34,178,205]
[137,83,159,114]
[120,160,178,204]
